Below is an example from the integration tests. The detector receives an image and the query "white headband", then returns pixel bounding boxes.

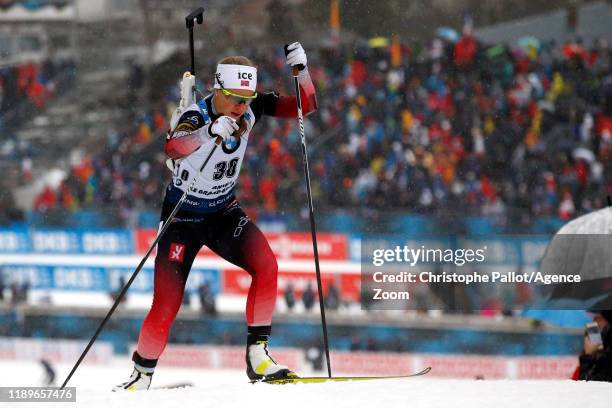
[214,64,257,92]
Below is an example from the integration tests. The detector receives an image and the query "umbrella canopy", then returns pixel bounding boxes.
[572,147,596,163]
[368,37,389,48]
[557,207,612,234]
[485,44,505,60]
[518,36,541,52]
[539,207,612,308]
[436,27,459,43]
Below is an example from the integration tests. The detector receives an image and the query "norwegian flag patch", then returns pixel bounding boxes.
[169,243,185,262]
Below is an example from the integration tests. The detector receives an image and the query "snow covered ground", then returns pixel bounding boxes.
[2,359,611,408]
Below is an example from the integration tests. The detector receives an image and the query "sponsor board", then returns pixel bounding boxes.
[0,229,133,255]
[151,345,579,379]
[416,354,508,379]
[135,230,348,261]
[329,351,413,376]
[0,228,549,268]
[157,345,301,370]
[265,233,347,260]
[32,229,133,254]
[0,264,219,294]
[223,269,361,299]
[514,357,579,379]
[0,229,30,252]
[0,337,112,364]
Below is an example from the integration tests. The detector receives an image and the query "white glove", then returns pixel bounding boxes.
[285,42,307,69]
[208,116,238,141]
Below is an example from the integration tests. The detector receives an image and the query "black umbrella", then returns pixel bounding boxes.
[539,207,612,309]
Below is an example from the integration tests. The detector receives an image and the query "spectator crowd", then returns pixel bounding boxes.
[0,57,76,226]
[20,30,612,230]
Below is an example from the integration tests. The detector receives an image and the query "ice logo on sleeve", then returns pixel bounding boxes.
[169,243,185,262]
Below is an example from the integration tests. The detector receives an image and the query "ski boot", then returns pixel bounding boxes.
[246,326,298,381]
[112,352,156,391]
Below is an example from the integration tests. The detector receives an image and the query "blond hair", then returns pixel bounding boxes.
[217,55,255,67]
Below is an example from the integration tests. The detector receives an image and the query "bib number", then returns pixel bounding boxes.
[212,158,239,180]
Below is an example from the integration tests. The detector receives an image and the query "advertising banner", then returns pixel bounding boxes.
[135,230,348,261]
[0,263,219,294]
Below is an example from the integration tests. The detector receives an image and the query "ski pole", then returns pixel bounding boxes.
[60,7,209,389]
[285,45,332,377]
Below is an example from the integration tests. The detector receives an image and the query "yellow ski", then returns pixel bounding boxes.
[260,367,431,384]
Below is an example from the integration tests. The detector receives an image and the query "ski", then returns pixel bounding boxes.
[259,366,431,384]
[153,382,194,389]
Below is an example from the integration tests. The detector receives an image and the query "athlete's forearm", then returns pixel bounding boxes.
[164,133,204,160]
[273,68,318,118]
[165,105,212,160]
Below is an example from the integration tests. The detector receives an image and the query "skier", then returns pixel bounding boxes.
[114,42,317,390]
[40,359,56,386]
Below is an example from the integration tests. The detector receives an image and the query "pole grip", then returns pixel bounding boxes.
[284,44,305,75]
[185,7,204,28]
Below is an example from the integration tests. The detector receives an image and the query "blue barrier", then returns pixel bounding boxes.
[0,228,31,252]
[0,312,582,356]
[0,263,220,294]
[465,217,497,235]
[320,213,363,233]
[20,209,570,235]
[70,211,106,228]
[138,211,160,228]
[390,215,433,234]
[0,227,134,254]
[533,218,566,234]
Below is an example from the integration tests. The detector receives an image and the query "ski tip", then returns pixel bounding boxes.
[153,382,194,390]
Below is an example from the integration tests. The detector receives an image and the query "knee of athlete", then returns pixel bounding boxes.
[265,255,278,281]
[252,252,278,281]
[148,307,180,330]
[149,295,183,323]
[269,256,278,277]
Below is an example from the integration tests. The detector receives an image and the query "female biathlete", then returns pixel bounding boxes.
[115,42,317,390]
